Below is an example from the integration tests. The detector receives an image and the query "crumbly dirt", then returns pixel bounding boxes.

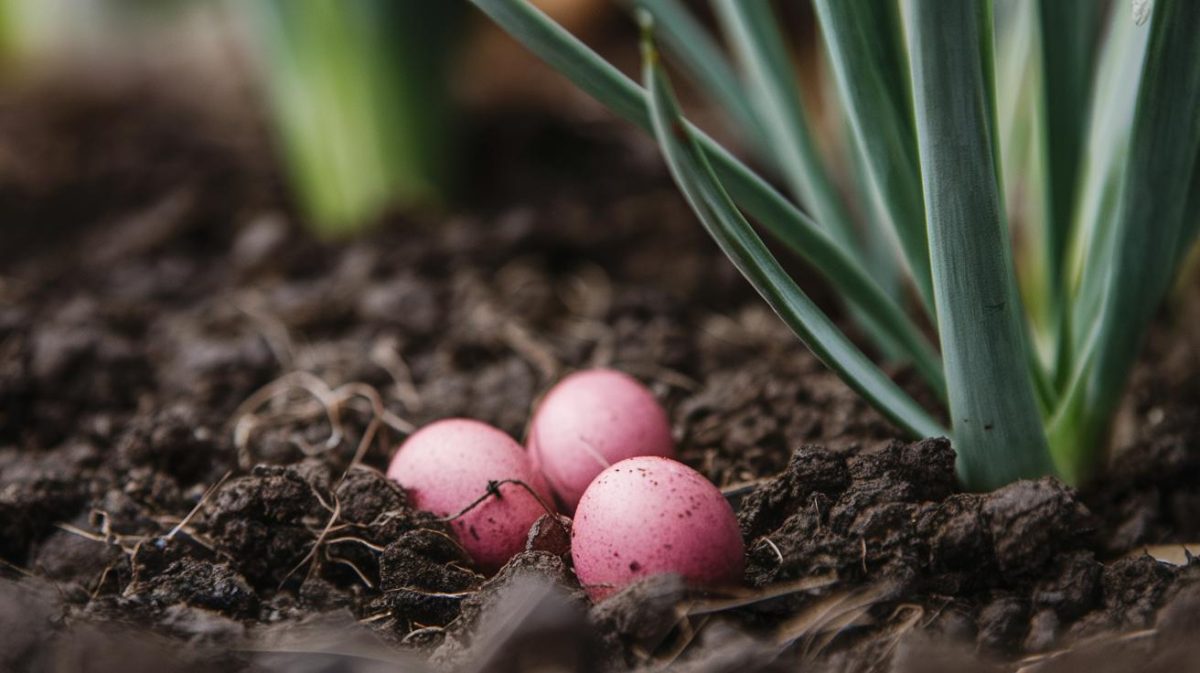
[2,63,1200,673]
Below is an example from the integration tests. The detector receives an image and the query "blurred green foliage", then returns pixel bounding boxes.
[250,0,465,236]
[0,0,465,236]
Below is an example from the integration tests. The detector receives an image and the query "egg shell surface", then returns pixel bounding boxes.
[387,418,552,572]
[528,369,674,510]
[571,456,744,600]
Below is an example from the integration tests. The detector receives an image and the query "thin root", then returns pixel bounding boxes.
[167,471,231,541]
[439,479,557,524]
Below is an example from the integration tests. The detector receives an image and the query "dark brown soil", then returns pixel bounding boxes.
[2,64,1200,673]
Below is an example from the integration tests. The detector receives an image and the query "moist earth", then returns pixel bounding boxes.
[2,73,1200,673]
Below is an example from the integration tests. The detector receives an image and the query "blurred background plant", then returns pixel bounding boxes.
[0,0,197,77]
[0,0,612,237]
[245,0,464,237]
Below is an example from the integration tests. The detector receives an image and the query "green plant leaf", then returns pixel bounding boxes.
[906,0,1055,490]
[469,0,945,395]
[812,0,934,314]
[1036,0,1102,299]
[635,0,923,361]
[996,0,1057,369]
[629,0,767,157]
[1063,7,1150,362]
[1054,0,1200,484]
[709,0,860,258]
[1033,0,1103,386]
[707,0,932,365]
[640,22,945,440]
[840,112,904,305]
[250,0,460,235]
[982,0,1058,415]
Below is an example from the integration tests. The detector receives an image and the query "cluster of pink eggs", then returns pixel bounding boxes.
[386,368,744,599]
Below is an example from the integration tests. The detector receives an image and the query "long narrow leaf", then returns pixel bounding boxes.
[1064,7,1150,360]
[709,0,860,258]
[469,0,945,395]
[840,113,904,306]
[707,0,926,362]
[630,0,767,156]
[906,0,1055,489]
[996,0,1056,371]
[1036,0,1102,299]
[982,1,1059,414]
[1055,0,1200,483]
[640,23,945,440]
[251,0,459,234]
[1035,0,1103,387]
[813,0,933,313]
[635,0,916,357]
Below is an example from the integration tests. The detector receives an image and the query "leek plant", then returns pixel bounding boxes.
[470,0,1200,490]
[247,0,462,236]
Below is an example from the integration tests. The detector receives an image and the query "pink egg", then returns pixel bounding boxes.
[528,369,675,510]
[387,418,553,572]
[571,456,744,600]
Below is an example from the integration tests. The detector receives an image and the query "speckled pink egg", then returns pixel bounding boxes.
[528,369,675,510]
[387,418,553,572]
[571,456,744,600]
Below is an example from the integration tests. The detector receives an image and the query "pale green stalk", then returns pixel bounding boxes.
[1051,0,1200,483]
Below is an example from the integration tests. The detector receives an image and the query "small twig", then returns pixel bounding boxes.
[558,263,612,319]
[233,296,296,368]
[0,557,33,577]
[91,561,120,600]
[720,478,771,499]
[763,538,785,567]
[630,644,653,664]
[623,364,700,392]
[89,509,115,543]
[280,493,342,589]
[685,573,837,616]
[401,626,445,645]
[381,588,476,599]
[232,371,344,466]
[438,479,557,523]
[359,611,393,624]
[349,415,382,474]
[502,320,560,381]
[324,550,375,589]
[1014,628,1157,672]
[405,527,477,562]
[366,508,418,529]
[55,523,113,545]
[876,604,924,668]
[334,382,395,423]
[54,522,141,556]
[167,471,231,541]
[576,320,616,368]
[324,536,388,553]
[369,336,424,413]
[653,614,707,669]
[774,582,892,648]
